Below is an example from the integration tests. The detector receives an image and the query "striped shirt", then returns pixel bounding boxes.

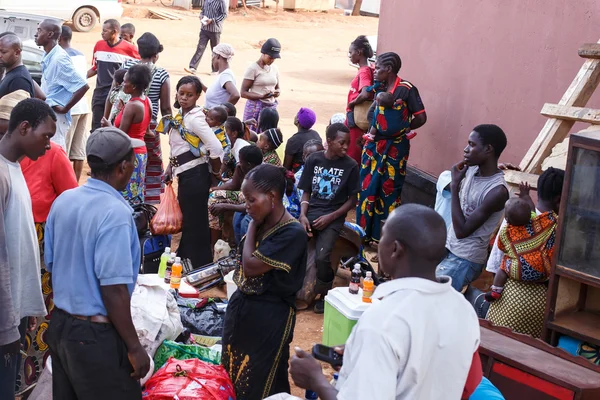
[121,60,169,122]
[201,0,228,33]
[40,44,87,123]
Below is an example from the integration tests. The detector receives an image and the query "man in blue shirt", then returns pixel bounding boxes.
[44,127,149,400]
[34,19,89,151]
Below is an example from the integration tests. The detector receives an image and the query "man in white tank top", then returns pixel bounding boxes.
[436,124,509,291]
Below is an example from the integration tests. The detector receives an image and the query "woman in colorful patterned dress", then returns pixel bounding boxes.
[222,164,307,399]
[355,52,427,245]
[487,168,564,338]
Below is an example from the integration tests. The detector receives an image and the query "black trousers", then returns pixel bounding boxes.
[46,308,141,400]
[189,29,220,71]
[91,96,106,134]
[177,163,212,268]
[0,318,26,400]
[309,214,344,287]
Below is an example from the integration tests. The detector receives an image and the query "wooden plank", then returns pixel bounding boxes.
[148,8,182,20]
[579,43,600,59]
[504,170,539,189]
[541,103,600,124]
[520,39,600,174]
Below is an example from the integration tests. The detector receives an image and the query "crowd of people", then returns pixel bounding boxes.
[0,8,564,400]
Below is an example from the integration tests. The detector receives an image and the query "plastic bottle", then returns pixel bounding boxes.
[349,264,361,295]
[362,271,374,303]
[330,372,339,387]
[305,390,318,400]
[158,247,171,278]
[164,252,176,284]
[170,257,183,291]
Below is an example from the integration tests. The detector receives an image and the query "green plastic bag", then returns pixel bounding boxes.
[153,340,221,372]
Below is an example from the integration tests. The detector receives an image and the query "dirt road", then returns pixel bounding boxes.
[70,4,377,397]
[73,3,378,157]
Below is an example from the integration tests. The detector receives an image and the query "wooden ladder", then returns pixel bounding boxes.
[504,39,600,190]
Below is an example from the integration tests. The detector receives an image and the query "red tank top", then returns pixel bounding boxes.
[115,96,151,154]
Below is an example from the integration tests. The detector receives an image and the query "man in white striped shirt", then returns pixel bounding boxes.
[185,0,228,75]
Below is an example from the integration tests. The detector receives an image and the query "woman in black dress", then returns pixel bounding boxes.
[222,164,308,400]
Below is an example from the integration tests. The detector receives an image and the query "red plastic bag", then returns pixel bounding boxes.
[151,183,183,235]
[143,357,236,400]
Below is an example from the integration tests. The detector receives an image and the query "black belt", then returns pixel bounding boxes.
[170,151,199,168]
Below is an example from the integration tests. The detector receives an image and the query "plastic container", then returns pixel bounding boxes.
[323,286,373,346]
[362,271,374,303]
[170,257,183,290]
[158,246,171,278]
[224,270,237,300]
[164,252,176,284]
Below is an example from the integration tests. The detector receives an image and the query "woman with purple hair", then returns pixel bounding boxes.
[283,107,321,173]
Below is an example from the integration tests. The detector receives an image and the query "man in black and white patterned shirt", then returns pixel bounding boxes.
[185,0,228,75]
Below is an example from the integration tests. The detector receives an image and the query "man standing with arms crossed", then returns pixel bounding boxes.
[185,0,228,75]
[45,127,150,399]
[35,20,89,151]
[88,19,140,133]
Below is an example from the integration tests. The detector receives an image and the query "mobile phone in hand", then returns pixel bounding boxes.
[312,344,343,368]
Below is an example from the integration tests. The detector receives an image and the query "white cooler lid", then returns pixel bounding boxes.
[324,286,376,320]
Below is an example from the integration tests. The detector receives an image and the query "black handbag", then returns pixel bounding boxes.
[132,202,158,237]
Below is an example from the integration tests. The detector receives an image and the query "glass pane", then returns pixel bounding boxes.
[558,146,600,278]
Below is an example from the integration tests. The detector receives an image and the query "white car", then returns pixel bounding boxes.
[0,12,61,83]
[0,0,123,32]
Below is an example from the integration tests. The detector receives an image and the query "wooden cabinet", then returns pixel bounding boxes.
[544,129,600,347]
[480,321,600,399]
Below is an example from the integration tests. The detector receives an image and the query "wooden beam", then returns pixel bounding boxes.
[520,39,600,174]
[352,0,363,16]
[579,43,600,59]
[541,103,600,124]
[504,170,539,190]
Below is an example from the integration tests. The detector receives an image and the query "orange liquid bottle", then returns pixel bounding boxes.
[170,257,183,291]
[362,271,374,303]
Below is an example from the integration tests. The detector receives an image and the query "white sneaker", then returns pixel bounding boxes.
[184,67,197,75]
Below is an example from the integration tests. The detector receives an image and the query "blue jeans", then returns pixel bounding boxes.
[436,250,484,291]
[233,212,252,245]
[0,318,26,399]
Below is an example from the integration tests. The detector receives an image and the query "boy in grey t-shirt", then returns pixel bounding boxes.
[0,99,54,398]
[436,124,509,291]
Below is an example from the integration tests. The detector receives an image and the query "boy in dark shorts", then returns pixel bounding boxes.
[299,123,360,313]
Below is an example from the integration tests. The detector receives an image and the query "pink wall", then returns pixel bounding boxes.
[378,0,600,176]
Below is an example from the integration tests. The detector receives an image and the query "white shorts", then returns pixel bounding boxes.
[65,113,89,161]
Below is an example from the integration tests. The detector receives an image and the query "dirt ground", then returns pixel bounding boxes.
[67,3,377,397]
[74,1,378,180]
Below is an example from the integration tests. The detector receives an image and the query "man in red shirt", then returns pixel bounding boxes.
[87,19,139,135]
[21,143,78,223]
